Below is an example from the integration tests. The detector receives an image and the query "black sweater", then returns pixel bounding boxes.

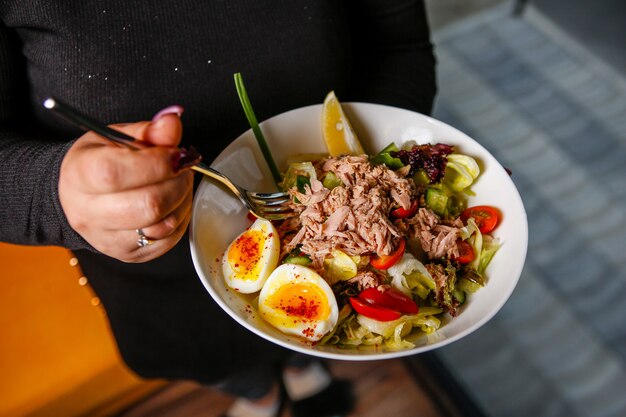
[0,0,435,383]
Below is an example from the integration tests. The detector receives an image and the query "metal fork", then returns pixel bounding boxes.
[43,97,295,220]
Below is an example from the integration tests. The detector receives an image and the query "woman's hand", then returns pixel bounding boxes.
[58,107,196,262]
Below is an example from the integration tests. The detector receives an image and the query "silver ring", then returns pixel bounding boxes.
[136,228,154,247]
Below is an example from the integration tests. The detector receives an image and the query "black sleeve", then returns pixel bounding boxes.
[345,0,437,115]
[0,21,89,249]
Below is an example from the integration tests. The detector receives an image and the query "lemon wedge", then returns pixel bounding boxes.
[322,91,365,156]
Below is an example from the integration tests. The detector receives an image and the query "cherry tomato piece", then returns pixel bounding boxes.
[461,205,500,234]
[349,297,402,322]
[370,238,406,270]
[454,239,475,264]
[390,201,418,219]
[358,287,418,314]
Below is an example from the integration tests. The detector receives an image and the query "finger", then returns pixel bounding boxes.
[87,171,193,230]
[74,138,184,194]
[145,106,184,147]
[125,207,192,263]
[136,189,192,241]
[111,106,184,148]
[92,208,190,263]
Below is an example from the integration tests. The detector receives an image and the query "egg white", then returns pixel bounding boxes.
[222,218,280,293]
[258,264,339,342]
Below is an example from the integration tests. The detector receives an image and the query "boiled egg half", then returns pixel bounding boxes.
[222,218,280,293]
[258,264,338,342]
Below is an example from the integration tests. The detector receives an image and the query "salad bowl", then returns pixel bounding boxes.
[189,102,527,360]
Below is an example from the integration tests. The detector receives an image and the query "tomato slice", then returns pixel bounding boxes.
[454,239,475,264]
[358,287,418,314]
[390,201,418,219]
[460,205,500,234]
[349,297,401,321]
[370,238,406,270]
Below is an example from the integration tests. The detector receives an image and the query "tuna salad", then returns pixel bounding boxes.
[268,142,502,350]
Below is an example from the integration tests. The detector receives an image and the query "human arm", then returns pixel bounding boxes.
[0,22,193,262]
[0,21,85,248]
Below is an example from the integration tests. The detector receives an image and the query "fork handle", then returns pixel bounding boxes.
[191,163,244,198]
[44,97,245,200]
[43,97,144,150]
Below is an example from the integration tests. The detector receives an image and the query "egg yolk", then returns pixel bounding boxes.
[268,283,330,322]
[227,229,265,280]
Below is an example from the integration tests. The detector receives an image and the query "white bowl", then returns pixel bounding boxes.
[190,103,527,360]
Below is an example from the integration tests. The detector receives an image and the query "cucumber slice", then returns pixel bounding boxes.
[426,187,449,215]
[283,255,312,266]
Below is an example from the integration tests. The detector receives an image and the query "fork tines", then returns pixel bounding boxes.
[248,191,295,219]
[248,191,291,206]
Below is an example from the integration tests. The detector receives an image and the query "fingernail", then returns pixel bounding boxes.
[171,146,202,173]
[153,105,184,122]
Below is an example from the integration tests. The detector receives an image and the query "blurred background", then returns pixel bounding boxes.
[424,1,626,417]
[2,1,625,416]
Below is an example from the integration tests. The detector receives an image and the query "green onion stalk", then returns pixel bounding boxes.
[234,73,282,186]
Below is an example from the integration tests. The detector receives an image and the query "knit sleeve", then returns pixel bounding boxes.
[0,21,90,249]
[345,0,437,115]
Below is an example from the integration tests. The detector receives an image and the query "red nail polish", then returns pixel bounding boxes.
[172,146,202,172]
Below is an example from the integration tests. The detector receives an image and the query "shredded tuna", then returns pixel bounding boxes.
[282,155,416,272]
[406,208,462,260]
[347,270,385,292]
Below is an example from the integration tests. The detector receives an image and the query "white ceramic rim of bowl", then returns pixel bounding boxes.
[190,102,528,361]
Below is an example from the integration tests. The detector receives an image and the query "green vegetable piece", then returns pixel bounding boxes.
[369,142,403,170]
[405,271,435,291]
[319,303,353,345]
[281,161,317,191]
[446,194,464,218]
[296,175,310,193]
[283,254,312,266]
[322,172,343,190]
[458,277,482,294]
[324,249,358,281]
[379,142,399,153]
[412,170,431,186]
[478,235,500,275]
[412,282,432,300]
[452,288,466,304]
[370,153,404,170]
[403,269,435,300]
[283,247,313,266]
[443,154,480,192]
[425,187,449,215]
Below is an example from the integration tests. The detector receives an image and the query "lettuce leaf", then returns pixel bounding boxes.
[323,307,443,350]
[387,252,435,299]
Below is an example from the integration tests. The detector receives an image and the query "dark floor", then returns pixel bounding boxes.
[117,359,447,417]
[531,0,626,73]
[425,0,626,75]
[426,1,626,417]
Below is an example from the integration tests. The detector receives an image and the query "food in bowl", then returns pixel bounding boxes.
[220,126,502,350]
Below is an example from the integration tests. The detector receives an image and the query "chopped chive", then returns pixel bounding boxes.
[234,73,282,186]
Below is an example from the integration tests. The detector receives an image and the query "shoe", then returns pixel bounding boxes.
[221,383,286,417]
[289,379,355,417]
